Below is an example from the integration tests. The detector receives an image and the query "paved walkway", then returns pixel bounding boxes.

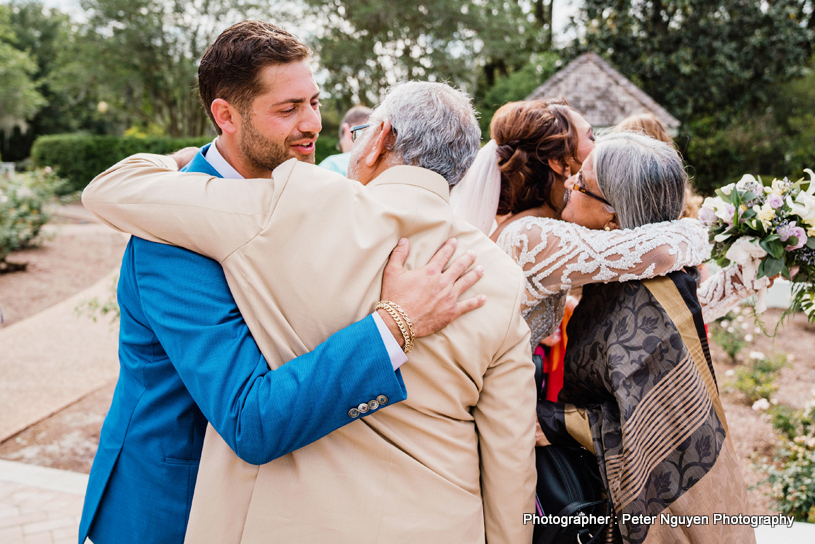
[0,460,86,544]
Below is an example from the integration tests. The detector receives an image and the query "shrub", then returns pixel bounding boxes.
[314,135,339,165]
[32,133,343,194]
[0,167,65,272]
[763,392,815,522]
[727,352,788,404]
[31,134,212,194]
[710,307,757,363]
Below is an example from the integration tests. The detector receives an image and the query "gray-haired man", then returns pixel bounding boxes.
[83,81,536,544]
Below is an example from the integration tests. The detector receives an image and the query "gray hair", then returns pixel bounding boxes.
[367,81,481,187]
[593,132,687,229]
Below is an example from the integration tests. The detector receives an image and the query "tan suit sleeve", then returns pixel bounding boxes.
[472,275,536,544]
[82,153,284,263]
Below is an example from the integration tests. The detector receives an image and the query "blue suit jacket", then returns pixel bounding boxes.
[79,145,407,544]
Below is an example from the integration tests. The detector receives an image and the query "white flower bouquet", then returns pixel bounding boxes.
[700,169,815,322]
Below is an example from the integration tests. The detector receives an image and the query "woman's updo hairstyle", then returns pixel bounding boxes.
[490,98,579,215]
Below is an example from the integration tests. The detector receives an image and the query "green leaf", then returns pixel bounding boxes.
[760,239,786,259]
[762,256,785,278]
[732,189,742,208]
[806,237,815,250]
[715,188,732,203]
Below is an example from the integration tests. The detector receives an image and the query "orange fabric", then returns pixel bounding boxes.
[543,303,574,401]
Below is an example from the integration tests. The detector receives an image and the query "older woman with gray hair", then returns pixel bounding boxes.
[534,132,755,544]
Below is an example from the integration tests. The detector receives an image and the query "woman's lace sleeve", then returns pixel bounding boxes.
[495,217,710,299]
[697,263,771,322]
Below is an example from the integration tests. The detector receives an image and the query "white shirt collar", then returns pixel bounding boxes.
[204,138,245,179]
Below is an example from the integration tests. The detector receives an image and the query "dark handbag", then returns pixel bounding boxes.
[532,356,609,544]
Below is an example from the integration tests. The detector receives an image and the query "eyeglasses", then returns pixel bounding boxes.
[350,123,370,142]
[571,171,613,208]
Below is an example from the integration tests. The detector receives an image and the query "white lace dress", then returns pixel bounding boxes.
[496,217,764,345]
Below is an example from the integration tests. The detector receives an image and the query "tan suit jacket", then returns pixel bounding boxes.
[83,155,536,544]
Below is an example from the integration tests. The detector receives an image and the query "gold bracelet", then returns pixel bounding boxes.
[387,301,415,348]
[376,301,414,353]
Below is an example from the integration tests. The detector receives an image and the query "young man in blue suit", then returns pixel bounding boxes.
[79,21,485,544]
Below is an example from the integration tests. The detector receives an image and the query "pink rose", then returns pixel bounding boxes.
[699,206,717,226]
[766,193,783,209]
[778,222,807,250]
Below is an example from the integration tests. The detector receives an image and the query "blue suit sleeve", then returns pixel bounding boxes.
[134,240,407,465]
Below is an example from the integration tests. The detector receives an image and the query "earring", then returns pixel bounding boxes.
[604,226,611,231]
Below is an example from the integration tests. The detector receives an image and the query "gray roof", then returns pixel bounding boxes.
[526,52,680,129]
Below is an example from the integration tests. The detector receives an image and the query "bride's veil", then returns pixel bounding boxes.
[450,140,502,235]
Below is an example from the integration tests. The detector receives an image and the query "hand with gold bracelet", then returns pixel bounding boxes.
[376,237,486,351]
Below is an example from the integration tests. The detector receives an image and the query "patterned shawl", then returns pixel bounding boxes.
[538,271,755,544]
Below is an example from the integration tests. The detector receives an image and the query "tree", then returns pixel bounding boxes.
[0,5,44,123]
[570,0,813,125]
[51,0,275,138]
[1,2,111,161]
[304,0,557,113]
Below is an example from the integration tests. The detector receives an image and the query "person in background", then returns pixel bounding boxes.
[318,105,372,175]
[614,112,704,219]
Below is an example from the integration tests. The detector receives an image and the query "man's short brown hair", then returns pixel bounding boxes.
[198,21,311,134]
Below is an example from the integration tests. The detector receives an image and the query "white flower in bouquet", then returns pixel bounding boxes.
[725,236,767,264]
[753,203,776,228]
[702,196,735,222]
[736,174,763,197]
[786,170,815,224]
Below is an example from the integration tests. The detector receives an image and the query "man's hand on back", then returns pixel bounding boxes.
[170,147,200,170]
[377,238,486,346]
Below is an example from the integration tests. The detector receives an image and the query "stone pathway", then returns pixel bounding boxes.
[0,460,86,544]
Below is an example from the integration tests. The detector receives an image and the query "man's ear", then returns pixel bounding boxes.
[547,157,565,177]
[364,120,394,167]
[211,98,240,135]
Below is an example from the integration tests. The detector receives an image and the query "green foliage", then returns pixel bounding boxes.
[572,0,813,125]
[476,52,561,137]
[762,392,815,521]
[710,308,756,363]
[0,167,65,271]
[0,5,45,121]
[314,136,340,165]
[1,2,117,161]
[729,352,789,404]
[686,60,815,195]
[306,0,555,111]
[31,134,212,193]
[48,0,273,139]
[76,274,120,325]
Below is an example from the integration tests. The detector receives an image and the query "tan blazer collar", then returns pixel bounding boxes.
[367,165,451,203]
